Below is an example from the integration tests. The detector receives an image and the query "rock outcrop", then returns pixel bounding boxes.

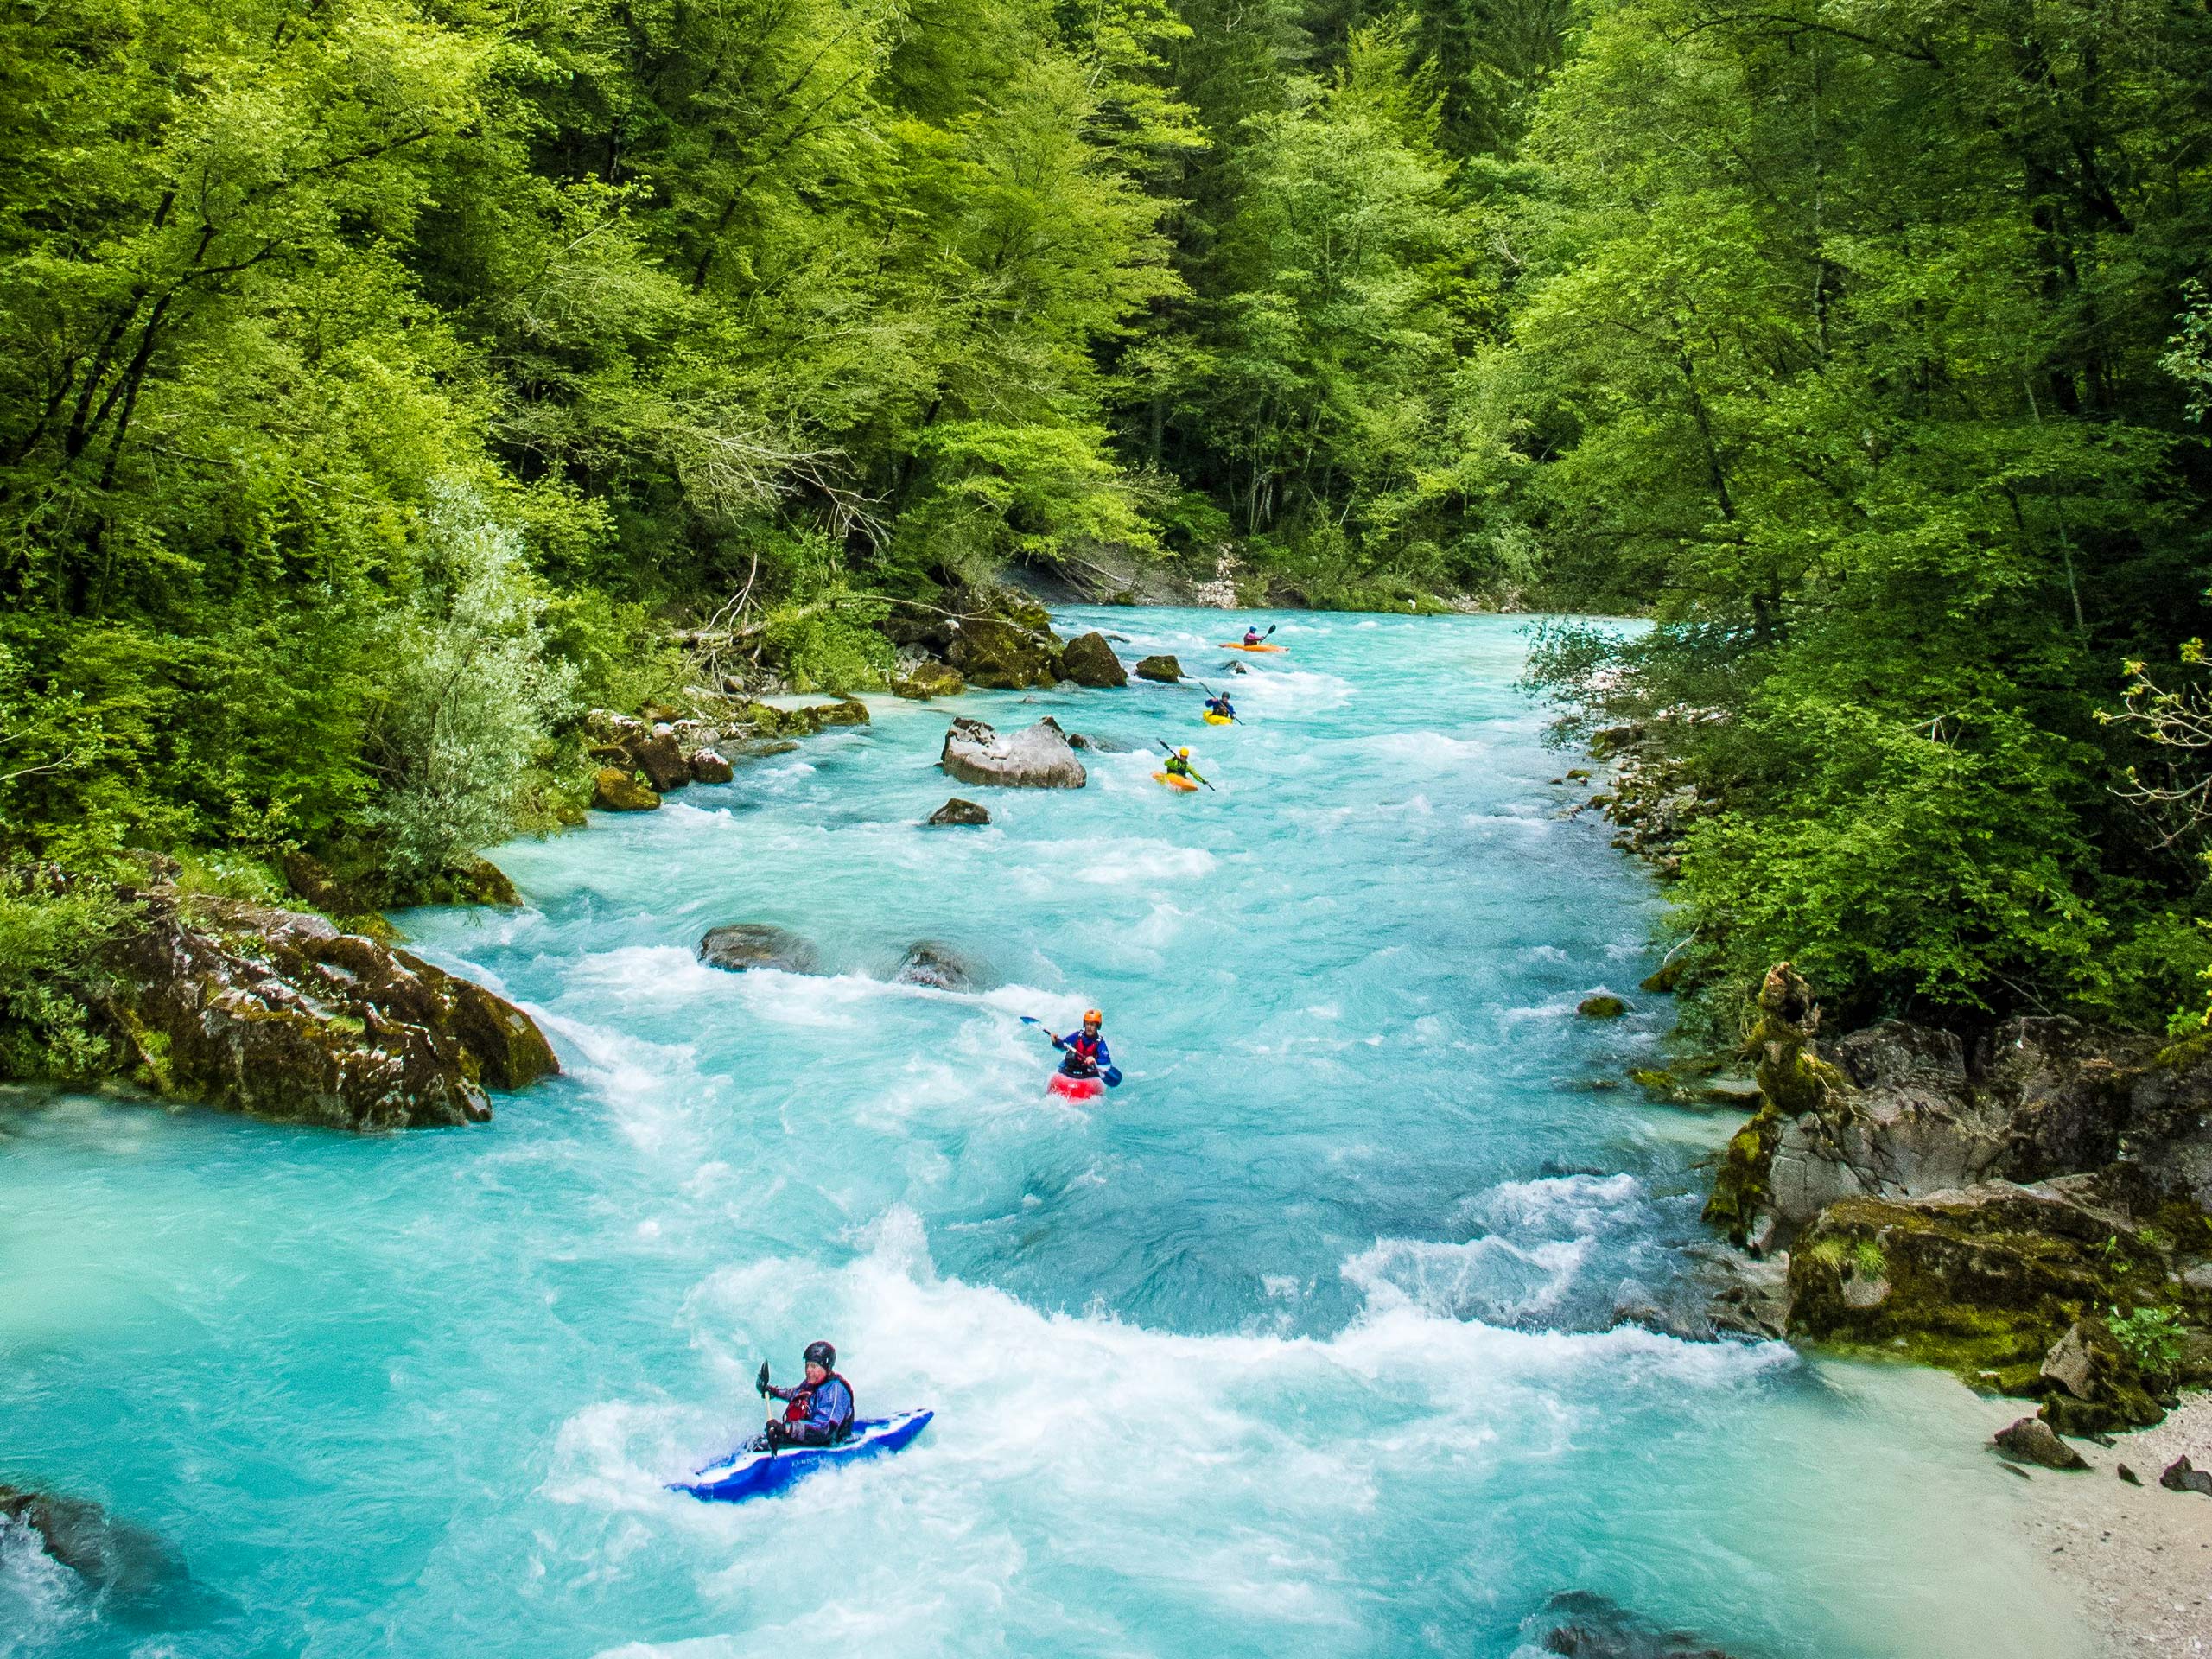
[1059,632,1128,688]
[1135,654,1183,683]
[690,748,734,785]
[940,716,1087,789]
[697,925,822,975]
[926,798,991,826]
[1578,994,1629,1019]
[1700,963,2212,1429]
[92,879,558,1130]
[1993,1416,2090,1471]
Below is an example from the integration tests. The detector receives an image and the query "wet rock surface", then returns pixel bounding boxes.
[592,766,660,810]
[940,715,1087,789]
[893,660,965,699]
[1059,631,1128,688]
[892,941,982,992]
[696,925,822,975]
[1134,653,1183,683]
[91,880,557,1131]
[0,1485,183,1602]
[1525,1592,1739,1658]
[926,797,991,826]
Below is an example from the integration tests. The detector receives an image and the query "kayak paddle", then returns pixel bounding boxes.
[1154,737,1218,791]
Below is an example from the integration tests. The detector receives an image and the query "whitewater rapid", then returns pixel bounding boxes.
[0,609,2090,1657]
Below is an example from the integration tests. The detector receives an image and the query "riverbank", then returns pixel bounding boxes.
[2005,1390,2212,1659]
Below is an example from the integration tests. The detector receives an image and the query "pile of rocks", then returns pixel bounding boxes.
[585,700,868,810]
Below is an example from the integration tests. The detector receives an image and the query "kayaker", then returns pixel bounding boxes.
[1203,691,1236,721]
[760,1340,855,1447]
[1052,1010,1113,1080]
[1243,626,1263,646]
[1163,747,1207,786]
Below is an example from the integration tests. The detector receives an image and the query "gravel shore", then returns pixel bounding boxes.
[2007,1392,2212,1659]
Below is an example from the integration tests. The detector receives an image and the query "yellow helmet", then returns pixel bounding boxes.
[1177,747,1191,759]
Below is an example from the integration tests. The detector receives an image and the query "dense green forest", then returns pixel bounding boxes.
[2,0,2209,1070]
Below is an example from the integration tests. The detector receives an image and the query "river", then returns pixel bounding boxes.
[1,608,2091,1657]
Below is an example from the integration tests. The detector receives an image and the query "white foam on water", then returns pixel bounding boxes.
[0,1515,87,1650]
[1013,838,1218,887]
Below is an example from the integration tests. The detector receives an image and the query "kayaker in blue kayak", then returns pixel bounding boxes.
[758,1340,855,1447]
[1052,1010,1112,1080]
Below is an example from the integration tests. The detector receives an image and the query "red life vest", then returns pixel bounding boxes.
[1061,1033,1103,1077]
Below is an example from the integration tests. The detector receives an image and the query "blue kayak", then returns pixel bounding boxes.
[674,1410,933,1503]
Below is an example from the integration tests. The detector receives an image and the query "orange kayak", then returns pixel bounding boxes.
[1219,642,1287,652]
[1152,771,1199,791]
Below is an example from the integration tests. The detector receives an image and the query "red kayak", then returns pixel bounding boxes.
[1047,1072,1105,1103]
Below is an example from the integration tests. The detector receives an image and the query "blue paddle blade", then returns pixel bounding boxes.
[1103,1065,1122,1088]
[1020,1015,1041,1025]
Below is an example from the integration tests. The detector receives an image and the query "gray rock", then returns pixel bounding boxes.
[1135,654,1183,683]
[939,716,1087,789]
[926,797,991,826]
[2040,1321,2096,1400]
[1529,1591,1740,1657]
[2161,1455,2212,1495]
[690,748,734,785]
[893,941,982,992]
[1994,1416,2089,1471]
[0,1486,182,1602]
[1060,632,1128,688]
[697,925,822,975]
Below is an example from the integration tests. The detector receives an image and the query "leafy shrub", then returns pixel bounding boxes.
[761,602,895,693]
[2107,1305,2186,1383]
[363,486,578,887]
[0,871,132,1081]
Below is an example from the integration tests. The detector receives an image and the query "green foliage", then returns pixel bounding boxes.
[0,873,131,1080]
[362,487,577,887]
[2107,1305,2186,1384]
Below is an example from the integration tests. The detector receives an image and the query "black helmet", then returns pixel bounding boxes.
[803,1340,836,1370]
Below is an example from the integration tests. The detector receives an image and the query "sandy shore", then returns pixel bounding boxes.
[2000,1391,2212,1659]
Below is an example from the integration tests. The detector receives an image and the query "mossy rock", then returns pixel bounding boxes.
[893,661,965,699]
[1577,994,1630,1019]
[946,618,1063,690]
[593,767,659,811]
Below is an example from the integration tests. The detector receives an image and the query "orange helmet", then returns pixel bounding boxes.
[1082,1008,1103,1026]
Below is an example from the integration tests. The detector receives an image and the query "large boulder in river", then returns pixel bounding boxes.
[1060,632,1128,688]
[1135,654,1182,683]
[91,880,558,1129]
[940,716,1086,789]
[697,924,822,975]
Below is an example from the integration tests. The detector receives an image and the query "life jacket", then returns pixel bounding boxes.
[1166,754,1192,776]
[781,1373,855,1440]
[1060,1032,1103,1077]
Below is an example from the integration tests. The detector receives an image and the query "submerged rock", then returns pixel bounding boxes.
[697,925,821,975]
[940,716,1087,789]
[1577,994,1630,1019]
[1134,653,1182,683]
[1993,1416,2089,1471]
[1525,1591,1739,1657]
[1059,631,1128,688]
[893,941,982,992]
[0,1485,181,1600]
[92,882,558,1130]
[926,798,991,826]
[593,766,659,811]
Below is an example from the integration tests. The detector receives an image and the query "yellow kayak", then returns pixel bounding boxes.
[1202,713,1233,726]
[1152,771,1199,791]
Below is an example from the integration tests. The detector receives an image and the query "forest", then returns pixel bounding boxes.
[1,0,2209,1066]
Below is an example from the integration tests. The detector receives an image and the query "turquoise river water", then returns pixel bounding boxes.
[3,610,2089,1657]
